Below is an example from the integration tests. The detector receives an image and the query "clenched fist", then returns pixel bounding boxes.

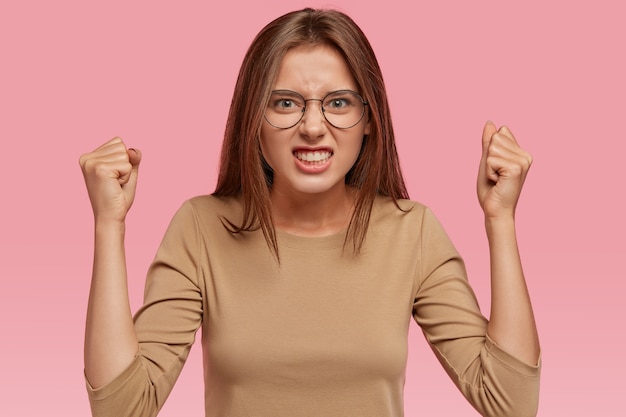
[79,137,142,223]
[477,121,532,220]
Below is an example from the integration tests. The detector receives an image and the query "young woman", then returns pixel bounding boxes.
[80,8,540,417]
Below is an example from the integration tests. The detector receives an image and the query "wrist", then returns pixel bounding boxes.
[484,214,517,238]
[94,217,126,236]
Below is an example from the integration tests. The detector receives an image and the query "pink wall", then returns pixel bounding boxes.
[1,1,624,415]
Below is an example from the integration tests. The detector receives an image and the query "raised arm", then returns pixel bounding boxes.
[477,121,540,366]
[79,137,142,388]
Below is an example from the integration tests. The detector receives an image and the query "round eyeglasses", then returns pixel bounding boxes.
[264,89,368,129]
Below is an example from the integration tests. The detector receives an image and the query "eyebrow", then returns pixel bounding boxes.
[270,88,361,97]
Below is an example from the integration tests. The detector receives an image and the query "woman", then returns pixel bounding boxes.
[80,8,540,417]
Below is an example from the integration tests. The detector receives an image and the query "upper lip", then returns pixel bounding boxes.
[292,146,333,153]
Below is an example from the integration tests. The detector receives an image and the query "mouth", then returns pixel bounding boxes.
[293,150,333,165]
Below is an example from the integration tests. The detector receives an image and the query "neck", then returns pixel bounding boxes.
[270,184,355,237]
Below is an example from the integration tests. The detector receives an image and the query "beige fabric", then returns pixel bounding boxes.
[86,195,540,417]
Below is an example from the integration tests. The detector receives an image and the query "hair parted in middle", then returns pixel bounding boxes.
[213,7,409,259]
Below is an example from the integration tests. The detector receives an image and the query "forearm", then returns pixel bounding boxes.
[84,220,139,388]
[485,216,540,366]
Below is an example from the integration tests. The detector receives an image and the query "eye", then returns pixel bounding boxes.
[326,97,349,109]
[269,92,304,112]
[323,92,358,112]
[276,99,294,109]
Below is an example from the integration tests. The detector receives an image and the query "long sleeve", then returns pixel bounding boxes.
[84,195,541,417]
[86,200,204,417]
[412,208,540,417]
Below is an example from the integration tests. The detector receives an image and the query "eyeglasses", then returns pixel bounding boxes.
[264,89,368,129]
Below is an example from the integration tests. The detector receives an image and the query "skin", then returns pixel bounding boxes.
[80,138,141,387]
[478,122,540,365]
[80,48,538,389]
[260,45,370,237]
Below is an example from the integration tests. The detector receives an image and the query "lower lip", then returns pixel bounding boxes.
[294,154,332,173]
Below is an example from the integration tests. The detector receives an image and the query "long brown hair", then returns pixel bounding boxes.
[213,8,409,259]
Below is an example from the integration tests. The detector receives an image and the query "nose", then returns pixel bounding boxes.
[299,99,326,140]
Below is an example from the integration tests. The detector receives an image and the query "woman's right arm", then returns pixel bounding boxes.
[79,137,142,388]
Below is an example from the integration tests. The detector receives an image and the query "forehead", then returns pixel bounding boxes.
[273,44,358,94]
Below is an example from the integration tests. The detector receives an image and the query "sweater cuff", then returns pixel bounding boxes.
[85,355,144,401]
[484,333,541,376]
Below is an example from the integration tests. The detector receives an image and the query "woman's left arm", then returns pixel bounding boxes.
[477,121,540,366]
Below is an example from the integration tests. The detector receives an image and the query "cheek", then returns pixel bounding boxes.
[258,132,273,165]
[259,133,287,172]
[348,135,365,161]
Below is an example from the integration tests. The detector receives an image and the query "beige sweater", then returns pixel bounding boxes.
[86,195,540,417]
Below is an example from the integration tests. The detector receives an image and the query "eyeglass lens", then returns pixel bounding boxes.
[265,90,366,129]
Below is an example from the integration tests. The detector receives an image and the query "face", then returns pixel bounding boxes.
[260,45,370,198]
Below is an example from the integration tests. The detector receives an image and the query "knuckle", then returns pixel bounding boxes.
[92,161,109,176]
[82,158,97,173]
[525,153,533,166]
[488,142,500,156]
[510,164,523,176]
[491,133,505,147]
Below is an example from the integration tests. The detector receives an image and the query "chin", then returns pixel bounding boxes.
[287,176,346,196]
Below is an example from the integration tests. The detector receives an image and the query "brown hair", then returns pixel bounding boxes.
[213,8,409,259]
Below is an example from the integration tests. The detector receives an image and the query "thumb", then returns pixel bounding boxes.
[128,148,142,167]
[477,121,498,203]
[126,148,141,190]
[481,120,497,157]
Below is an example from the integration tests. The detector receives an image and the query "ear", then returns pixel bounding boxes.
[363,115,371,135]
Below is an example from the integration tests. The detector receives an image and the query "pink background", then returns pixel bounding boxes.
[1,0,624,415]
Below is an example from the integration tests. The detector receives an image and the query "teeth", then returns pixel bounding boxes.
[295,151,332,162]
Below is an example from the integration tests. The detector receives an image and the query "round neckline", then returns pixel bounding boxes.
[276,227,348,250]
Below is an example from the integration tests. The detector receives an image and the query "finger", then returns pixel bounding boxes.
[81,149,130,174]
[482,120,498,156]
[490,131,532,166]
[487,147,532,180]
[80,141,126,168]
[486,164,500,184]
[490,132,518,155]
[81,140,133,178]
[497,125,518,143]
[94,139,129,158]
[92,137,124,152]
[486,152,530,182]
[125,148,141,190]
[479,121,498,184]
[127,148,142,167]
[114,160,135,186]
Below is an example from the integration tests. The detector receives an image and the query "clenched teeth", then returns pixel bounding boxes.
[294,151,332,162]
